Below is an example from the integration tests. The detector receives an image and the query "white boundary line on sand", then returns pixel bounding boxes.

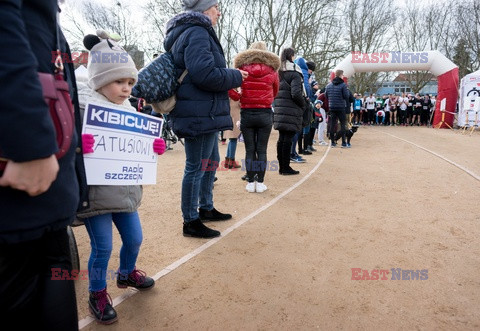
[79,147,332,329]
[379,130,480,182]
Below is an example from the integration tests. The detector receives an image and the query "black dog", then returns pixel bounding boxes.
[334,125,358,144]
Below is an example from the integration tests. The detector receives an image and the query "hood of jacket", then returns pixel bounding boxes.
[282,60,303,76]
[281,61,306,97]
[294,56,308,72]
[332,76,344,85]
[233,49,280,71]
[164,11,212,51]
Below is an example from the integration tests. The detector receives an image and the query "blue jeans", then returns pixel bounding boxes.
[290,131,300,157]
[182,132,219,223]
[84,212,143,291]
[226,138,237,159]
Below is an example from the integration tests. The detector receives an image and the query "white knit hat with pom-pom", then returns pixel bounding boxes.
[83,30,137,91]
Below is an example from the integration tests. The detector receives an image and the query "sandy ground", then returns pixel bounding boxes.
[72,125,480,330]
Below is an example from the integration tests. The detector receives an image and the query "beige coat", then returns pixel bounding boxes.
[225,97,241,139]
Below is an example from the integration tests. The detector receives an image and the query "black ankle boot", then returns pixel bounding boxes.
[117,267,155,291]
[183,219,220,238]
[89,288,118,325]
[199,207,232,221]
[280,166,300,175]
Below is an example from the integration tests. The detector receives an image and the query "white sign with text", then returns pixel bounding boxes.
[458,71,480,127]
[82,102,163,185]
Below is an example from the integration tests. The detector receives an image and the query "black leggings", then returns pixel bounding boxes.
[277,130,296,171]
[0,227,78,330]
[240,109,273,182]
[278,130,295,144]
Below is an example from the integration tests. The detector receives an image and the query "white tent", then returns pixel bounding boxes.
[458,70,480,127]
[74,65,88,84]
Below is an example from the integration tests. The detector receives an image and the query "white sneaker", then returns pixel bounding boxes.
[246,182,256,193]
[319,141,328,146]
[256,182,268,193]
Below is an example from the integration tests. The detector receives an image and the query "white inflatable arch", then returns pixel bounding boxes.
[331,51,459,128]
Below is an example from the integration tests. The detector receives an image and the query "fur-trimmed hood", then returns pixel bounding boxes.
[233,49,280,71]
[165,11,211,34]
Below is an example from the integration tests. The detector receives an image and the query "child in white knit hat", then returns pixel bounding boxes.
[77,30,165,325]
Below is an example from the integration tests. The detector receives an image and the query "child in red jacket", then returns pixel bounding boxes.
[232,41,280,193]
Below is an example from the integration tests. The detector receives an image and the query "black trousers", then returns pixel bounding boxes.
[368,109,376,123]
[0,227,78,330]
[306,124,316,147]
[240,109,273,183]
[328,109,346,144]
[277,130,296,172]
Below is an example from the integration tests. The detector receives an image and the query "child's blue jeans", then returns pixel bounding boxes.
[226,138,238,159]
[83,212,143,291]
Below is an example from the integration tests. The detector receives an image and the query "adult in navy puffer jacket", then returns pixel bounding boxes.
[164,10,243,138]
[231,41,280,191]
[0,0,82,328]
[165,1,245,239]
[325,69,350,147]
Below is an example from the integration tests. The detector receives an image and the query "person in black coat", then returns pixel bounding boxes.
[166,0,246,238]
[273,47,305,175]
[0,0,83,328]
[325,69,350,147]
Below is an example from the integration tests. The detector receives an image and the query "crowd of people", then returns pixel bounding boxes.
[353,92,436,127]
[0,0,440,328]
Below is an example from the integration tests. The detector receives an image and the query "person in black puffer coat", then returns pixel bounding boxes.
[165,0,246,239]
[273,47,305,175]
[325,69,350,147]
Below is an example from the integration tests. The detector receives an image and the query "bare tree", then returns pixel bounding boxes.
[216,0,342,83]
[453,38,473,79]
[392,0,447,93]
[345,0,397,93]
[60,3,89,51]
[142,0,182,60]
[64,0,464,90]
[455,0,480,72]
[60,1,145,67]
[215,0,249,65]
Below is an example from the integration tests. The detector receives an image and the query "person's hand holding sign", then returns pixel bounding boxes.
[153,138,166,155]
